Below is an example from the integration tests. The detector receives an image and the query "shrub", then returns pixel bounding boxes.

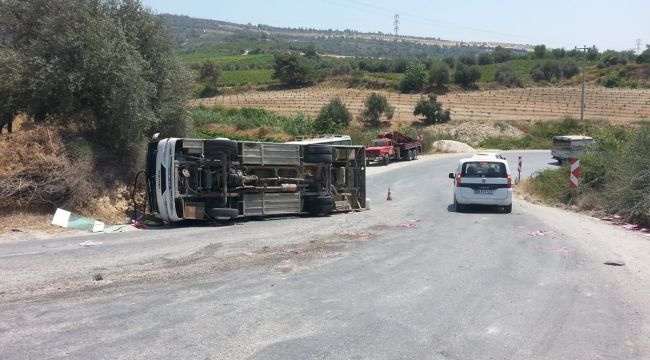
[413,94,451,125]
[458,54,477,66]
[361,92,394,128]
[428,63,450,88]
[399,60,427,93]
[453,63,481,87]
[534,45,546,59]
[272,52,315,85]
[478,53,494,65]
[494,65,522,87]
[314,97,353,133]
[601,74,621,88]
[492,46,513,63]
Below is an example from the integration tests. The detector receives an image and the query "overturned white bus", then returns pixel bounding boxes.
[145,138,367,222]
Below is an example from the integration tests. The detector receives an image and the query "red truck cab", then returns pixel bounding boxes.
[365,132,423,165]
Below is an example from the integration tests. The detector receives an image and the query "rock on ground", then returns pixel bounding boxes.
[431,140,475,153]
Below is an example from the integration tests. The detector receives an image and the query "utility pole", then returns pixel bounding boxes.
[574,45,590,128]
[393,14,399,40]
[636,39,642,54]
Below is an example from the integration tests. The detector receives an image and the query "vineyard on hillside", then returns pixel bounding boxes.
[193,87,650,124]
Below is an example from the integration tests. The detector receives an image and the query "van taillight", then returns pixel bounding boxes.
[507,175,512,188]
[456,173,462,187]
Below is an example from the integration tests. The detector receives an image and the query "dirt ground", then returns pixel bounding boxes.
[194,86,650,124]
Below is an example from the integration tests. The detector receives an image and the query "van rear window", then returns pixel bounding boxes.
[461,162,507,178]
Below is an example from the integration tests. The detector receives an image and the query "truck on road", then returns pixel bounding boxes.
[365,132,423,165]
[551,135,594,164]
[146,138,367,222]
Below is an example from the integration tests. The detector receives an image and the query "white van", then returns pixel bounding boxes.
[448,154,513,213]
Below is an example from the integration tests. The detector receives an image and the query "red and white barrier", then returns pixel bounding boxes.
[569,159,580,189]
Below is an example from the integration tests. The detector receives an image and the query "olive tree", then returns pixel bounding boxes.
[0,0,192,152]
[314,97,352,133]
[361,92,394,128]
[413,94,451,125]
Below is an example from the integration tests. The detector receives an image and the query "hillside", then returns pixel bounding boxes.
[160,13,533,59]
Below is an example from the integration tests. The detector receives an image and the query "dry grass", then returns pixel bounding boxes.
[0,125,134,232]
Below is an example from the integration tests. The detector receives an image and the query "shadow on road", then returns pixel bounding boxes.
[446,203,509,214]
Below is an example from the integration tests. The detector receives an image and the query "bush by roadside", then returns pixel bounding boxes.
[478,117,615,149]
[523,125,650,227]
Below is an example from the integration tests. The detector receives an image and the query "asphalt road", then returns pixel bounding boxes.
[2,150,650,359]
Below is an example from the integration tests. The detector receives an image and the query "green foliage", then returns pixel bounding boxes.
[399,60,427,93]
[453,63,481,87]
[478,117,596,149]
[0,0,191,153]
[534,45,546,59]
[494,64,522,87]
[272,52,315,85]
[492,46,513,63]
[478,53,494,65]
[217,69,275,86]
[198,60,222,85]
[527,125,650,227]
[586,46,599,61]
[458,54,477,66]
[413,94,451,125]
[530,59,579,82]
[314,97,352,133]
[637,46,650,64]
[599,50,630,67]
[303,44,320,60]
[551,48,566,58]
[191,106,314,138]
[527,167,572,203]
[361,92,394,127]
[601,74,621,88]
[428,63,451,88]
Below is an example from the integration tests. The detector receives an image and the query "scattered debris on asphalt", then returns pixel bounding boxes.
[52,208,105,232]
[604,260,626,266]
[79,240,103,247]
[92,273,104,281]
[528,230,553,237]
[408,218,421,222]
[346,232,372,241]
[400,223,417,228]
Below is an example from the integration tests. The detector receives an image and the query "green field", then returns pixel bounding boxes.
[478,59,537,83]
[217,69,276,86]
[180,53,274,66]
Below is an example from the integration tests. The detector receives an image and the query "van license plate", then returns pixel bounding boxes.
[474,189,494,195]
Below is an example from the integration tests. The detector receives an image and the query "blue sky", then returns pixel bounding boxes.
[143,0,649,51]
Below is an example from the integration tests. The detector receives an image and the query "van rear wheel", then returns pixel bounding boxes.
[454,198,464,213]
[504,204,512,214]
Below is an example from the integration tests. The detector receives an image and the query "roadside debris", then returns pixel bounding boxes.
[79,240,103,247]
[604,260,626,266]
[528,230,553,237]
[400,223,417,228]
[346,232,372,241]
[597,215,650,238]
[92,273,104,281]
[51,208,105,232]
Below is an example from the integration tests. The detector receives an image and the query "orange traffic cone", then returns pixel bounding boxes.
[387,187,392,201]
